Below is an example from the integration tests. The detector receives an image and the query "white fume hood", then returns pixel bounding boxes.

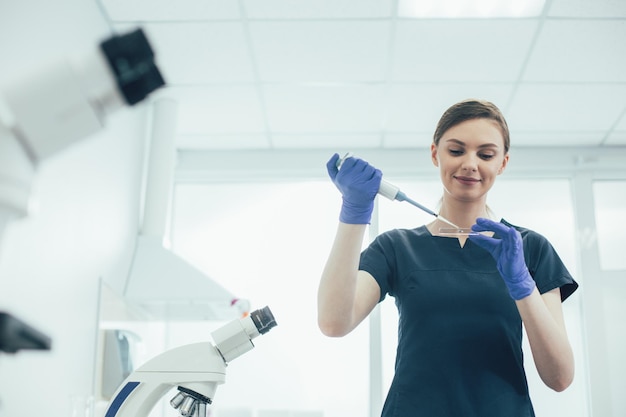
[123,99,239,321]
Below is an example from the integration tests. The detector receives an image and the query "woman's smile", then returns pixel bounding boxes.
[453,175,481,186]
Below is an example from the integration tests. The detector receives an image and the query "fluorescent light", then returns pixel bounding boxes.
[398,0,546,18]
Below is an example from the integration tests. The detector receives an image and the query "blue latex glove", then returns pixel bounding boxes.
[468,218,536,300]
[326,153,382,224]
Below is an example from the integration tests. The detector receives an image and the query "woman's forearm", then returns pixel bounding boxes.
[516,288,575,392]
[317,223,368,337]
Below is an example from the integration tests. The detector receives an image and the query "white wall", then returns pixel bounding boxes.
[0,106,147,416]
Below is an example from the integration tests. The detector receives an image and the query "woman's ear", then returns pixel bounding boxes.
[431,143,439,167]
[498,153,510,175]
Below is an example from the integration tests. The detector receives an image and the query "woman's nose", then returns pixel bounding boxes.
[460,153,479,171]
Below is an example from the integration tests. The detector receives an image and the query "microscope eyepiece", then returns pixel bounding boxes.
[250,306,277,335]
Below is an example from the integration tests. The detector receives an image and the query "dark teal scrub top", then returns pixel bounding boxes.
[359,219,578,417]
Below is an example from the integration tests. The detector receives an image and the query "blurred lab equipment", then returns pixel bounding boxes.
[334,153,459,228]
[0,27,164,351]
[0,312,51,353]
[103,306,277,417]
[0,27,164,237]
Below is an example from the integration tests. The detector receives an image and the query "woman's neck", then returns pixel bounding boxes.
[438,197,491,229]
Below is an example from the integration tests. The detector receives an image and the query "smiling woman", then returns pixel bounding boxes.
[318,99,579,417]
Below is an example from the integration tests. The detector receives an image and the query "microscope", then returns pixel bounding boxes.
[104,306,277,417]
[0,27,164,242]
[0,27,164,350]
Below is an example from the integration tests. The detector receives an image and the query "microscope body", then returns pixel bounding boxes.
[104,306,277,417]
[105,342,225,417]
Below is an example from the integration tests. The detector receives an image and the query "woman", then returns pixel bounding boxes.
[318,99,578,416]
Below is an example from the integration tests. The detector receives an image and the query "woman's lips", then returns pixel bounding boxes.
[454,176,481,185]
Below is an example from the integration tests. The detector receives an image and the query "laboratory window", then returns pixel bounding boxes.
[593,180,626,270]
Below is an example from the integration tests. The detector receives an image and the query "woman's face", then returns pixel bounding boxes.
[431,118,509,204]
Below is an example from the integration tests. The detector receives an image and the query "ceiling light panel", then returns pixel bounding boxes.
[398,0,545,18]
[548,0,626,18]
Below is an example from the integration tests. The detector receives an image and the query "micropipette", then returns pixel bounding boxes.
[336,154,460,229]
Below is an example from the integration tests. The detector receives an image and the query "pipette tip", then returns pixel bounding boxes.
[436,215,460,229]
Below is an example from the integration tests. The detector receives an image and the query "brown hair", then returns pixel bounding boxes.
[433,99,510,153]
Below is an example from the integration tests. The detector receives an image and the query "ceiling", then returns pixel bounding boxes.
[98,0,626,151]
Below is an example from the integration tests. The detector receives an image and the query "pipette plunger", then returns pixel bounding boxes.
[336,154,460,229]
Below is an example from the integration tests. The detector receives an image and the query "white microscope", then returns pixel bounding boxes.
[0,27,165,350]
[104,306,277,417]
[0,27,164,246]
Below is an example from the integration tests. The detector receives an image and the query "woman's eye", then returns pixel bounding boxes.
[480,153,495,160]
[449,149,463,156]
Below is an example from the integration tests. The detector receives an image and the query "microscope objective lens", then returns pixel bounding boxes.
[170,392,186,409]
[179,396,196,416]
[196,402,207,417]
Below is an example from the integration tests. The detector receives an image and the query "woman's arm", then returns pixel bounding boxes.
[469,218,575,391]
[317,222,380,337]
[516,287,575,392]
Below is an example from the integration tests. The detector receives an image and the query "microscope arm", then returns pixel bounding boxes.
[104,306,277,417]
[105,342,225,417]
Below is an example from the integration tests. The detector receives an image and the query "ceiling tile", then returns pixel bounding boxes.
[385,83,514,131]
[507,83,626,132]
[383,132,433,148]
[101,0,240,21]
[158,86,266,134]
[524,20,626,82]
[250,21,390,82]
[616,110,626,130]
[392,20,538,82]
[272,133,382,149]
[242,0,394,19]
[263,84,386,132]
[137,22,255,84]
[605,131,626,145]
[272,133,381,149]
[177,134,271,150]
[548,0,626,18]
[607,111,626,144]
[511,131,606,147]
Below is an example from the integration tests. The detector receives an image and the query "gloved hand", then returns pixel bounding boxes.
[468,217,536,300]
[326,153,382,224]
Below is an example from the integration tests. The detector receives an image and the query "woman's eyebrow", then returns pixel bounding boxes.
[445,138,500,149]
[445,138,465,146]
